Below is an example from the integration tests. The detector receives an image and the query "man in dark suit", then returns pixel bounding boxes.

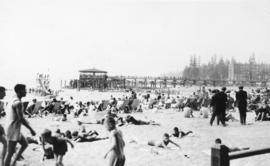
[217,87,228,126]
[210,89,220,126]
[236,86,248,125]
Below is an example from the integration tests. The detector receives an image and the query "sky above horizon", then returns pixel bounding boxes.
[0,0,270,89]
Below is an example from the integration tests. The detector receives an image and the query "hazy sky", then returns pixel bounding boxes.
[0,0,270,88]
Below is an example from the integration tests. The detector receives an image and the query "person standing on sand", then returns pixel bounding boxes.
[5,84,36,166]
[0,86,7,166]
[236,86,248,125]
[210,89,220,126]
[216,87,228,126]
[104,116,125,166]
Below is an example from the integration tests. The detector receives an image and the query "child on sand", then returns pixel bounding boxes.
[148,133,181,149]
[71,130,108,143]
[171,127,193,138]
[41,129,74,166]
[117,115,160,126]
[104,116,125,166]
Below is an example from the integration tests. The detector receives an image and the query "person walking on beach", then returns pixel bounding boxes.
[217,87,228,126]
[104,116,125,166]
[5,84,36,166]
[210,88,227,126]
[210,89,220,125]
[0,86,7,166]
[236,86,247,125]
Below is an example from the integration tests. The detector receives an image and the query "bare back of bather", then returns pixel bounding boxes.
[111,129,125,157]
[108,129,125,166]
[6,98,24,141]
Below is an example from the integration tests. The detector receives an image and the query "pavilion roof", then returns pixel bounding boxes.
[79,68,107,74]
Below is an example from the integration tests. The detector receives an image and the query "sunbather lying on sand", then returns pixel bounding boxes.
[117,115,160,126]
[77,111,117,125]
[148,133,181,149]
[77,118,105,125]
[71,130,108,143]
[130,133,181,149]
[171,127,193,138]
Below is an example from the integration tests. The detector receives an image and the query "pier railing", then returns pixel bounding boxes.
[211,144,270,166]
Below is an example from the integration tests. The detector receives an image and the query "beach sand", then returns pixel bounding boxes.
[5,110,270,166]
[1,89,270,166]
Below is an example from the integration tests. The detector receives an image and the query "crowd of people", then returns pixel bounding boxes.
[0,84,129,166]
[1,83,270,166]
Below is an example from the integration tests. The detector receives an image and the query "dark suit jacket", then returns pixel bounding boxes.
[236,90,247,107]
[216,91,227,111]
[211,92,227,112]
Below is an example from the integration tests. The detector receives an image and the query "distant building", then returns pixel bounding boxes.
[228,54,270,81]
[78,68,108,89]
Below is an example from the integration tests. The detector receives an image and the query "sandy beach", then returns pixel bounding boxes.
[15,109,270,166]
[1,89,270,166]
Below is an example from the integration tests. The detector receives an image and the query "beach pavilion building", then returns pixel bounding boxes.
[78,68,108,90]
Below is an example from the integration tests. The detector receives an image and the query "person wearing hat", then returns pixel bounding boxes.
[236,86,248,125]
